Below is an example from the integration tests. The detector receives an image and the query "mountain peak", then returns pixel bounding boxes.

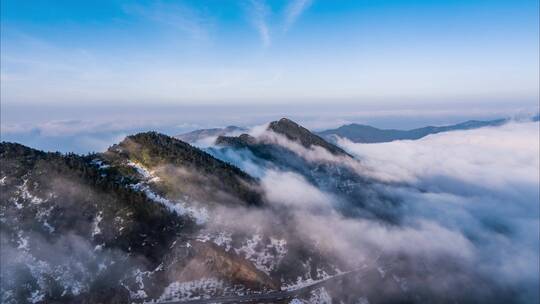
[106,131,262,205]
[267,118,349,156]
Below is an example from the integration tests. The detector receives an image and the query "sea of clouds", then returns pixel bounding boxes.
[337,122,539,300]
[204,121,539,302]
[2,114,537,303]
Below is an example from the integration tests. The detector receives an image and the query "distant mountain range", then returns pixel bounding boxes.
[177,115,539,146]
[317,118,509,143]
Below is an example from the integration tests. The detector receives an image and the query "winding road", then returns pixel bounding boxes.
[157,267,373,304]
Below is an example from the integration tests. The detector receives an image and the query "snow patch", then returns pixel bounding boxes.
[92,211,103,237]
[12,251,89,298]
[196,231,233,251]
[19,179,45,204]
[130,182,208,224]
[10,179,47,209]
[11,198,23,209]
[36,206,55,233]
[127,161,160,183]
[17,231,29,251]
[94,244,104,251]
[124,269,150,300]
[91,159,110,170]
[307,287,332,304]
[28,290,45,304]
[282,266,334,291]
[42,221,55,233]
[356,296,370,304]
[153,278,224,302]
[235,235,287,274]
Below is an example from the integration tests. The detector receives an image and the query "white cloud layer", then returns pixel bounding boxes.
[335,122,540,297]
[211,121,539,302]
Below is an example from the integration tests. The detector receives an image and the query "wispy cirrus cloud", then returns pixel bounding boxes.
[248,0,271,47]
[123,2,211,41]
[283,0,313,31]
[247,0,313,47]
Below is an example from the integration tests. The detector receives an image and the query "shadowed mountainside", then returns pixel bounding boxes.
[0,137,277,304]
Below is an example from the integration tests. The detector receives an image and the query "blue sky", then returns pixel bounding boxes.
[1,1,539,153]
[1,0,538,106]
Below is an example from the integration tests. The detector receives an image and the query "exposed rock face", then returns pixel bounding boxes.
[165,241,279,290]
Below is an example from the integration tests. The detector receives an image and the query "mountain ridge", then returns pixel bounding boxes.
[317,118,508,143]
[105,131,263,206]
[0,137,281,303]
[267,118,350,156]
[176,116,529,147]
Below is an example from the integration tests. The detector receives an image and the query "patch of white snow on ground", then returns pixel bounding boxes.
[17,231,29,251]
[308,287,332,304]
[356,296,370,304]
[234,235,288,274]
[153,278,223,302]
[282,266,334,291]
[42,221,55,233]
[10,179,48,209]
[36,206,55,233]
[196,231,233,251]
[92,211,103,237]
[127,160,210,224]
[28,290,45,303]
[9,250,91,299]
[91,159,110,170]
[11,198,24,209]
[19,179,44,204]
[127,161,160,183]
[130,182,208,224]
[124,269,150,300]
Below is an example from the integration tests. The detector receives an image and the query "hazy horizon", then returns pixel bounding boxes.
[2,100,538,153]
